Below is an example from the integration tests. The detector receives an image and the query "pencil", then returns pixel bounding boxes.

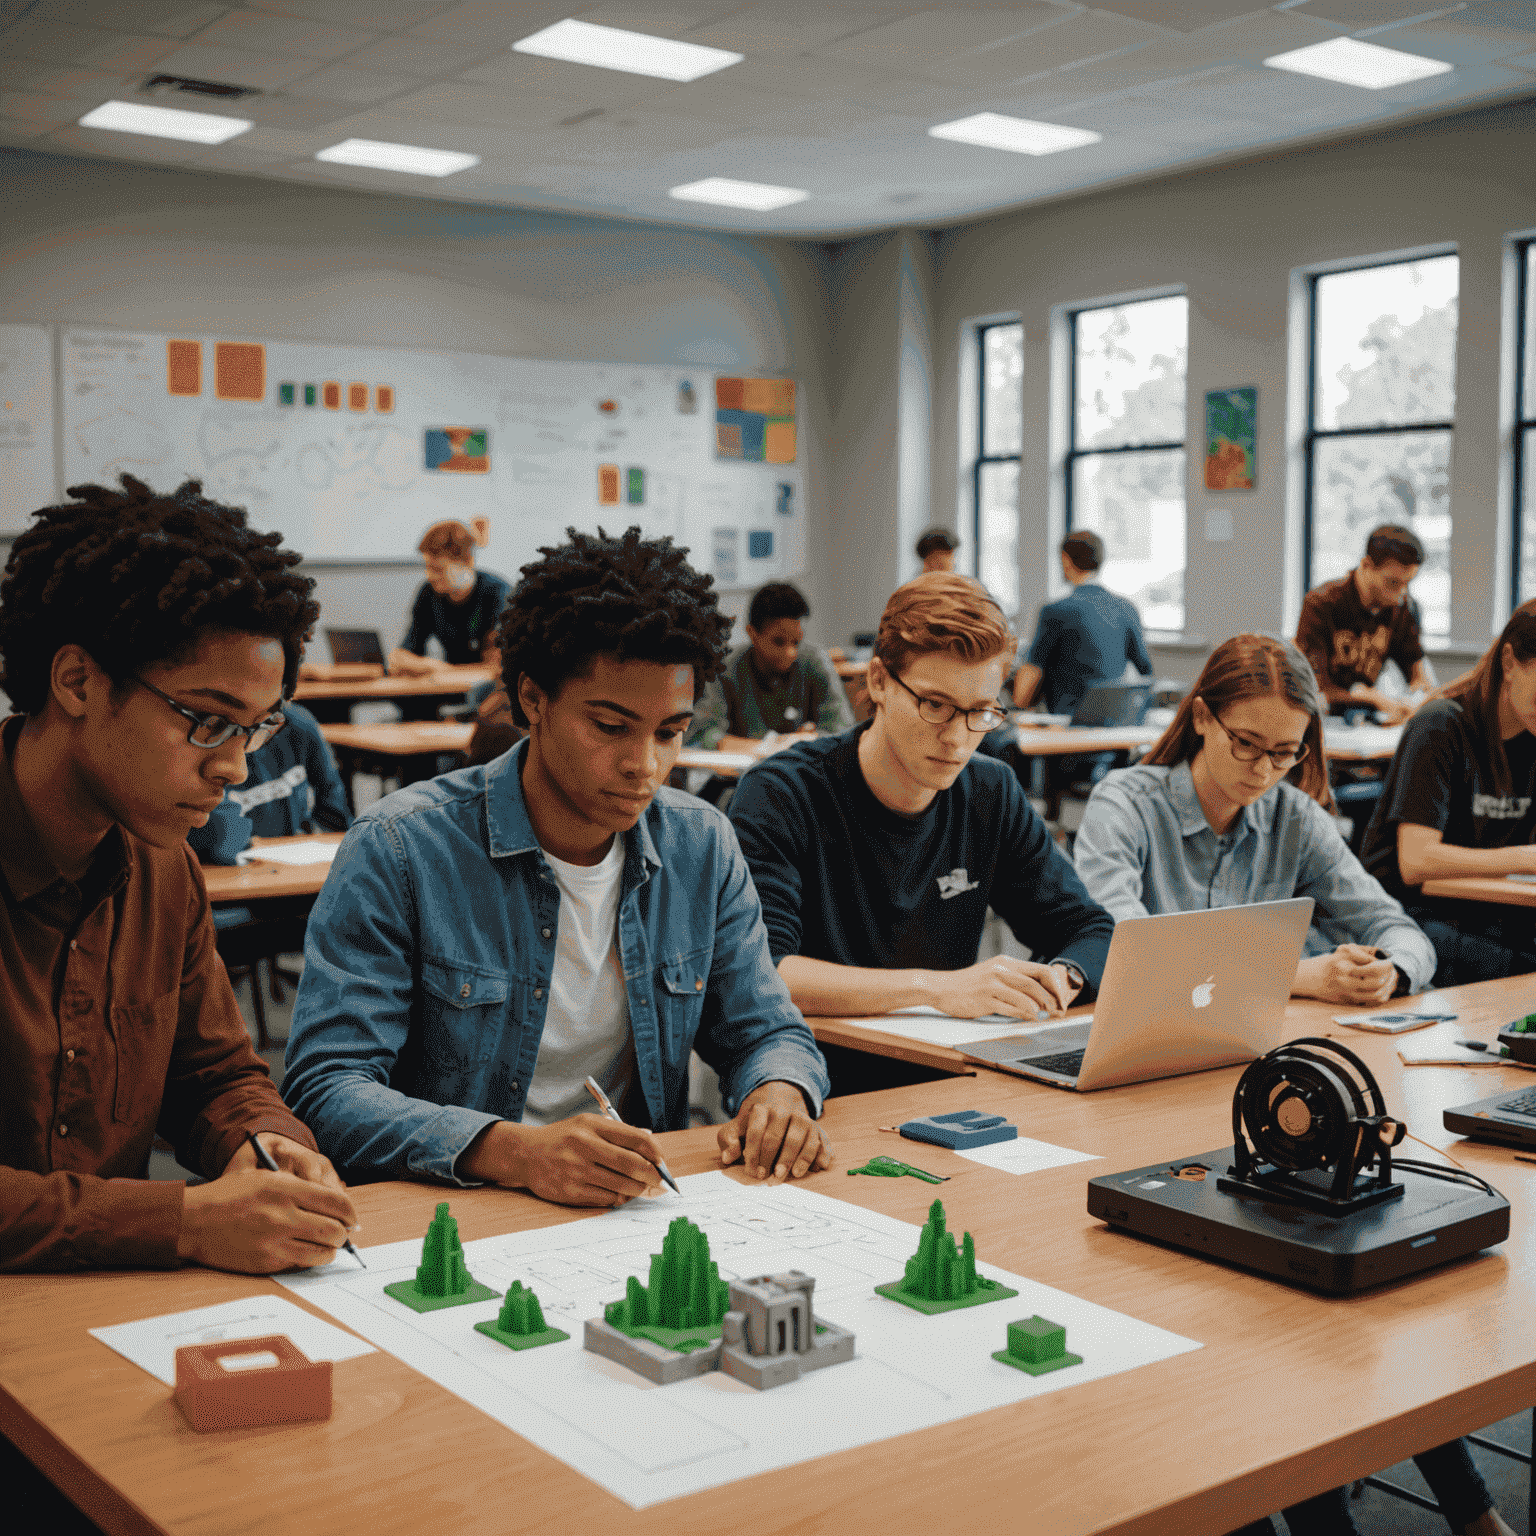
[246,1131,365,1267]
[584,1076,681,1195]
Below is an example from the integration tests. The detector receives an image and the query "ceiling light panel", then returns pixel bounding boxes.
[78,99,251,142]
[513,18,742,82]
[1264,37,1455,88]
[668,177,808,210]
[315,138,480,176]
[928,113,1102,155]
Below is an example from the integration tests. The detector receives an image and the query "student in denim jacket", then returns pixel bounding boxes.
[284,527,831,1207]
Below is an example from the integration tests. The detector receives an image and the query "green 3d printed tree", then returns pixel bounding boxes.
[383,1202,499,1314]
[474,1280,569,1352]
[603,1216,731,1352]
[875,1198,1019,1315]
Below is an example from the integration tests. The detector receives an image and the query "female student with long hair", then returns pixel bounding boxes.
[1076,635,1509,1536]
[1073,633,1434,1005]
[1360,598,1536,985]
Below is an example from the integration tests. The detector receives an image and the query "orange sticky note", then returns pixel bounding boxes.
[375,384,394,413]
[348,382,368,412]
[598,464,621,505]
[214,342,265,402]
[167,340,202,397]
[322,381,341,410]
[765,420,796,464]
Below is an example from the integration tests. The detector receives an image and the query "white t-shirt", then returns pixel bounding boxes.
[521,835,635,1125]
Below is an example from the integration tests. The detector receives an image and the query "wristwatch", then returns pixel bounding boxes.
[1053,960,1087,995]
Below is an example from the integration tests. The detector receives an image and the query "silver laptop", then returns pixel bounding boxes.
[956,899,1314,1091]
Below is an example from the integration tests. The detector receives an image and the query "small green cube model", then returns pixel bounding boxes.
[875,1199,1018,1315]
[474,1280,568,1352]
[993,1315,1083,1377]
[384,1203,499,1314]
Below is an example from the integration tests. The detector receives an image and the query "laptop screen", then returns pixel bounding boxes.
[326,629,385,665]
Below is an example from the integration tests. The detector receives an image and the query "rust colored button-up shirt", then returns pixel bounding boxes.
[0,717,317,1271]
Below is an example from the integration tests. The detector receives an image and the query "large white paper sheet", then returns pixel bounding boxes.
[836,1007,1044,1048]
[952,1136,1100,1176]
[89,1296,376,1385]
[280,1173,1198,1508]
[236,842,338,867]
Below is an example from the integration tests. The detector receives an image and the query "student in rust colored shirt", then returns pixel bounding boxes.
[1295,523,1431,724]
[0,474,356,1274]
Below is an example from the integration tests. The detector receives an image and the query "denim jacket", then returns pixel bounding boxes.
[282,741,829,1184]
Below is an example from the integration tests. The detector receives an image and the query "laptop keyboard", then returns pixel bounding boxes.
[1029,1049,1086,1076]
[1493,1089,1536,1119]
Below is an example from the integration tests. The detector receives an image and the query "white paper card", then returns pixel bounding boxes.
[952,1136,1100,1175]
[90,1295,376,1385]
[236,842,339,867]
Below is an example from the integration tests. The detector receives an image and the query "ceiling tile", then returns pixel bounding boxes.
[284,65,418,104]
[0,115,52,137]
[341,36,499,76]
[1171,8,1347,61]
[643,78,890,134]
[0,90,89,123]
[1505,48,1536,71]
[302,107,559,160]
[1083,1,1274,29]
[378,80,581,128]
[189,10,382,61]
[23,1,227,39]
[149,42,325,90]
[1372,15,1536,63]
[246,0,457,28]
[824,6,1074,69]
[1290,0,1470,26]
[570,2,758,34]
[457,51,671,110]
[403,1,574,49]
[684,1,895,54]
[46,121,208,158]
[0,60,135,97]
[0,21,180,71]
[917,12,1161,88]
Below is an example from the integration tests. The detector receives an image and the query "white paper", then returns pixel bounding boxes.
[1332,1009,1455,1033]
[89,1296,376,1385]
[1396,1046,1510,1066]
[951,1136,1100,1176]
[236,843,338,867]
[279,1172,1198,1509]
[836,1006,1046,1049]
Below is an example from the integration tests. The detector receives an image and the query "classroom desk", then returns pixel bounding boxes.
[201,834,344,904]
[1007,721,1404,763]
[1321,722,1404,762]
[3,984,1534,1535]
[293,664,493,723]
[321,721,473,805]
[1421,876,1536,908]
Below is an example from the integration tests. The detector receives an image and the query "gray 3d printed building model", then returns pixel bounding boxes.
[584,1269,855,1389]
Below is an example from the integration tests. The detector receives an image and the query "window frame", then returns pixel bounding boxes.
[1301,250,1457,598]
[971,318,1023,584]
[1514,237,1535,612]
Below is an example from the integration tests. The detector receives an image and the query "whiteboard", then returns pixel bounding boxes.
[57,327,803,589]
[0,324,56,534]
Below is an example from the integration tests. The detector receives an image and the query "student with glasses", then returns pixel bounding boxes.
[1073,634,1434,1007]
[0,475,356,1276]
[727,573,1114,1093]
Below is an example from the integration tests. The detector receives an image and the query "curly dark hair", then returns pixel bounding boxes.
[497,526,731,728]
[0,475,318,715]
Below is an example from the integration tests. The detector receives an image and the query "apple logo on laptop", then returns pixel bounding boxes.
[1191,976,1215,1009]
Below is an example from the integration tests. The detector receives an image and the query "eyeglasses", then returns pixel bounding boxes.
[888,670,1005,733]
[1203,704,1308,770]
[135,677,288,752]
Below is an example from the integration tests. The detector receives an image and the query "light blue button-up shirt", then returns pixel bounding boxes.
[282,740,829,1184]
[1073,760,1435,991]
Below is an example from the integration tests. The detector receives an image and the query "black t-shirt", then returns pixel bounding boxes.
[1360,697,1536,902]
[401,570,511,665]
[726,724,1114,996]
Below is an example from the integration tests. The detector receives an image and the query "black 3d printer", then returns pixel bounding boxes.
[1087,1038,1510,1294]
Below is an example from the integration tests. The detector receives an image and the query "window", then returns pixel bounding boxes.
[1066,294,1188,632]
[973,320,1022,615]
[1306,253,1458,639]
[1516,240,1536,606]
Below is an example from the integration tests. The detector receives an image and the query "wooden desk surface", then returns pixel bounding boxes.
[1009,722,1402,762]
[321,721,474,756]
[294,665,492,702]
[201,834,344,903]
[6,978,1536,1536]
[1421,875,1536,907]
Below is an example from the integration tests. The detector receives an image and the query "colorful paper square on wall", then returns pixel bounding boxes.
[1204,387,1256,490]
[715,377,796,463]
[214,342,264,402]
[167,340,202,397]
[347,382,369,412]
[425,428,489,474]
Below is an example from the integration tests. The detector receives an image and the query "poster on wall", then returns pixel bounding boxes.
[1204,387,1256,490]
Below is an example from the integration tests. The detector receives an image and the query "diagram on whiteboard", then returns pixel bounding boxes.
[57,328,802,587]
[280,1172,1199,1509]
[0,324,57,535]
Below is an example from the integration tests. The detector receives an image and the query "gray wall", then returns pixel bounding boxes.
[0,148,838,647]
[924,94,1536,683]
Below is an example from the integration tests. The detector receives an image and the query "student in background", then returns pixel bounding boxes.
[689,581,853,758]
[1360,600,1536,985]
[388,517,510,676]
[188,700,351,865]
[1074,634,1433,1005]
[284,527,832,1205]
[1296,523,1430,723]
[915,528,959,573]
[461,637,523,768]
[1012,530,1151,715]
[727,573,1113,1089]
[0,474,355,1275]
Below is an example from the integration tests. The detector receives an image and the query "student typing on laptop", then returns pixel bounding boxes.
[1073,634,1434,1005]
[727,573,1114,1092]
